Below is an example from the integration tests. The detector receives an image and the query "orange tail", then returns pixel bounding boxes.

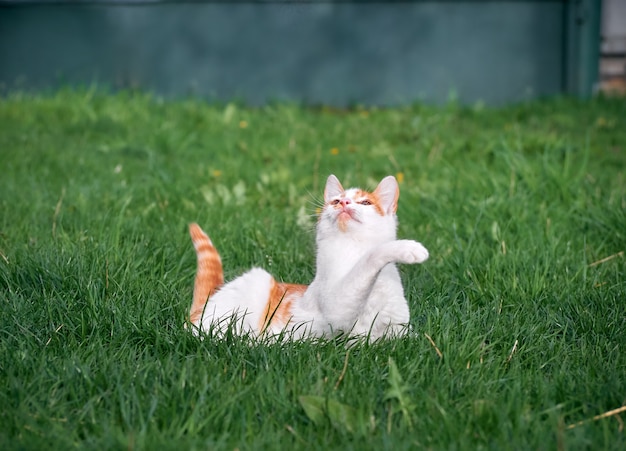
[189,223,224,324]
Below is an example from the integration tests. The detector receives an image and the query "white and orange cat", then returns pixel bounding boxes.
[188,174,428,340]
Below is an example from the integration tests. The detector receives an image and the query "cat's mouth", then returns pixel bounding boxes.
[336,208,360,231]
[338,211,352,220]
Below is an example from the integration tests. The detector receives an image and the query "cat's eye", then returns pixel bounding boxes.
[330,199,340,205]
[358,199,372,205]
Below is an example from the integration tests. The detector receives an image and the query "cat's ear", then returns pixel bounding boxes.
[324,174,344,202]
[374,176,399,214]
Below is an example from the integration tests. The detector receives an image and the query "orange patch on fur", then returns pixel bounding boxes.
[259,281,307,333]
[189,223,224,324]
[353,189,385,216]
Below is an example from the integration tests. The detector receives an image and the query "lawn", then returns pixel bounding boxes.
[0,89,625,449]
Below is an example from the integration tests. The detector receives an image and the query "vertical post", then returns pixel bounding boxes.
[564,0,602,97]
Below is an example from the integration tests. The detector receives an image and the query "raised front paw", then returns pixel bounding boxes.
[393,240,429,264]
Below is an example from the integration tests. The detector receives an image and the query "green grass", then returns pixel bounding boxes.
[1,89,625,449]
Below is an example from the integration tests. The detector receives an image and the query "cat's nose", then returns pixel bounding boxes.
[339,198,351,207]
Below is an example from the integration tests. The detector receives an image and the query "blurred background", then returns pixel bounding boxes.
[0,0,623,106]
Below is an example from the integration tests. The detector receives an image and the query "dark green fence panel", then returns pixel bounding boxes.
[0,0,601,105]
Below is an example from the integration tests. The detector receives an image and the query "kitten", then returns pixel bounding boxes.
[188,174,429,340]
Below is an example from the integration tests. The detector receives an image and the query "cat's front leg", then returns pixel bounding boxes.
[382,239,429,265]
[324,240,427,333]
[345,240,428,284]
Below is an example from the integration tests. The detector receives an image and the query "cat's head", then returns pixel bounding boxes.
[317,174,399,241]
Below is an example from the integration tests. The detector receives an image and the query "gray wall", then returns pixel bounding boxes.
[0,1,601,105]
